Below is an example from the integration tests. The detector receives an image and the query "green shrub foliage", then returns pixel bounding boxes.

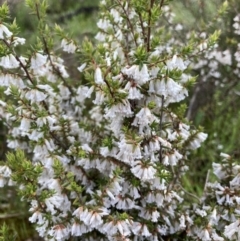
[0,0,239,240]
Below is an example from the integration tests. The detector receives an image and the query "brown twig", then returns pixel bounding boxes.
[159,95,164,163]
[35,2,74,95]
[147,0,155,52]
[137,11,147,46]
[116,0,138,47]
[160,0,165,9]
[2,39,35,85]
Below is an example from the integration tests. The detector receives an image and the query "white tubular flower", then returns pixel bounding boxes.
[78,158,92,169]
[0,176,7,187]
[230,173,240,188]
[165,78,188,102]
[0,74,9,86]
[94,67,104,84]
[61,39,77,53]
[76,86,92,102]
[49,224,70,241]
[45,194,65,215]
[115,31,124,43]
[132,223,151,237]
[93,89,105,104]
[110,9,122,23]
[195,208,207,217]
[3,74,25,88]
[150,66,160,78]
[58,84,71,100]
[166,55,187,71]
[36,115,56,128]
[105,55,111,66]
[132,222,142,235]
[167,150,183,166]
[30,52,47,69]
[132,107,158,133]
[144,139,160,156]
[101,221,118,236]
[224,220,240,239]
[19,117,31,131]
[72,206,84,219]
[0,165,11,178]
[220,152,231,158]
[35,218,49,238]
[97,18,111,30]
[77,63,87,72]
[106,189,115,200]
[178,123,190,140]
[234,15,240,22]
[197,228,211,241]
[0,166,12,187]
[131,161,156,180]
[25,89,47,103]
[12,37,26,46]
[95,32,106,42]
[157,225,168,236]
[29,211,44,224]
[73,207,108,229]
[124,81,143,100]
[209,208,218,225]
[113,196,135,210]
[45,179,62,194]
[116,137,142,165]
[198,41,208,51]
[116,220,131,236]
[128,186,140,200]
[188,132,208,150]
[51,56,69,78]
[139,208,160,222]
[149,77,188,105]
[84,211,103,228]
[0,54,19,69]
[104,100,133,119]
[122,64,149,85]
[179,215,186,229]
[163,155,169,166]
[135,64,149,85]
[128,86,143,100]
[0,23,12,39]
[7,140,19,149]
[151,210,160,222]
[71,222,82,237]
[108,177,123,194]
[71,222,91,236]
[211,231,224,241]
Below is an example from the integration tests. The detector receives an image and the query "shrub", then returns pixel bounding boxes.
[0,0,238,240]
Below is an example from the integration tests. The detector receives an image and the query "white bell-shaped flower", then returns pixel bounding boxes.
[166,55,187,71]
[131,161,156,180]
[0,23,12,39]
[61,39,77,53]
[122,64,150,85]
[30,52,47,69]
[0,54,19,69]
[94,67,104,84]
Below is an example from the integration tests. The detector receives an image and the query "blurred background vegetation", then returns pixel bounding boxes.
[172,0,240,195]
[1,0,240,240]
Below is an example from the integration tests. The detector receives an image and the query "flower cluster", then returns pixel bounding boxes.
[0,0,233,241]
[179,153,240,241]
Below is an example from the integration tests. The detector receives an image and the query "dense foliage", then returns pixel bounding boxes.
[0,0,240,241]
